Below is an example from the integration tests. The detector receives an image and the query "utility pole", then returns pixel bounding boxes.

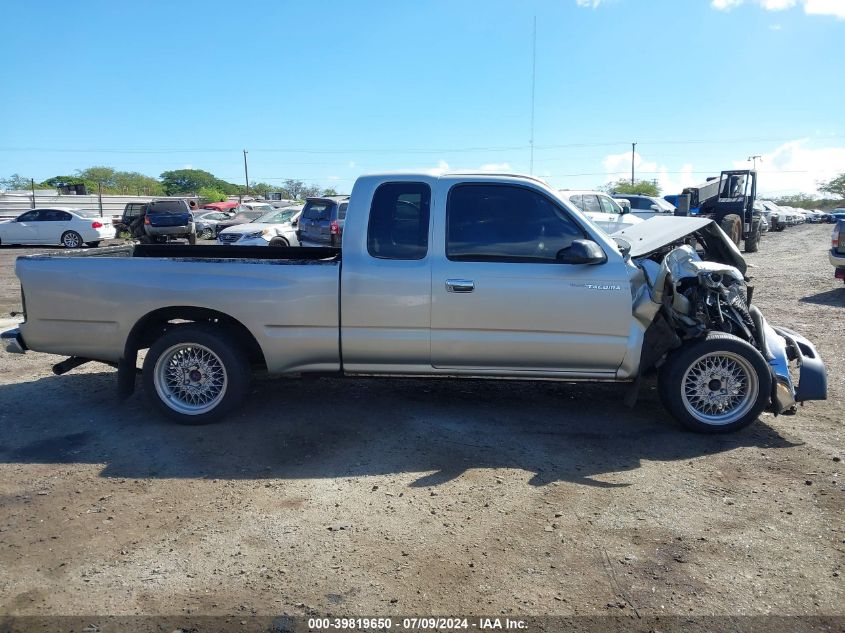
[529,16,536,175]
[748,154,762,170]
[30,178,36,209]
[97,181,104,217]
[243,149,250,197]
[631,142,637,185]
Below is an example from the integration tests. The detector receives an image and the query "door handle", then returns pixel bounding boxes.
[446,279,475,293]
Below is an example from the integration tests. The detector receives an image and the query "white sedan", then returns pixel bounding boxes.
[216,205,303,247]
[0,207,116,248]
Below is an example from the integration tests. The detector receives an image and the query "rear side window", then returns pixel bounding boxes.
[148,200,188,214]
[42,210,72,221]
[447,184,585,263]
[367,182,431,260]
[581,195,601,213]
[303,202,330,220]
[338,203,348,220]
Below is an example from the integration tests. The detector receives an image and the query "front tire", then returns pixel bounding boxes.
[658,332,771,433]
[187,233,197,245]
[142,324,251,424]
[269,237,289,247]
[720,214,742,247]
[200,227,214,240]
[61,231,83,248]
[85,241,101,248]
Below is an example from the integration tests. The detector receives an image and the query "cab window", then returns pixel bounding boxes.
[447,184,585,263]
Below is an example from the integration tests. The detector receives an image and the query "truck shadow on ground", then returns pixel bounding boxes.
[799,287,845,307]
[0,370,799,488]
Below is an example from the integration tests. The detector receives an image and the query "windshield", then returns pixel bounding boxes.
[232,211,263,222]
[653,198,675,212]
[255,209,297,224]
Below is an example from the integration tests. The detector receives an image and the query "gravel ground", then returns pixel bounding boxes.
[0,225,842,623]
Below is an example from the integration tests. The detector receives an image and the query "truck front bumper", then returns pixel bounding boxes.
[764,322,827,413]
[1,327,26,354]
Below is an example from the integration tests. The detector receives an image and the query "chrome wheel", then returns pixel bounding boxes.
[62,232,81,248]
[201,228,214,239]
[681,351,758,426]
[153,343,228,415]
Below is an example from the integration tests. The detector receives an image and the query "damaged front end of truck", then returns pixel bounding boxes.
[616,217,827,416]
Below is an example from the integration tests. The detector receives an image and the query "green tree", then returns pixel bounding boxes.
[819,173,845,199]
[198,186,228,202]
[76,166,117,188]
[302,185,321,198]
[0,173,33,190]
[160,169,229,195]
[605,179,661,196]
[282,179,306,200]
[322,187,339,196]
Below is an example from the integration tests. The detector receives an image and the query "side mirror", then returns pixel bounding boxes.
[291,219,298,227]
[557,239,607,265]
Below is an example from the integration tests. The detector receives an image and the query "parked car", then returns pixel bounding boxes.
[132,199,196,244]
[217,205,303,246]
[0,207,116,248]
[212,207,271,233]
[559,190,643,233]
[829,209,845,223]
[115,202,147,234]
[200,201,239,216]
[2,172,827,433]
[612,193,676,220]
[758,200,785,232]
[297,196,350,246]
[192,210,231,239]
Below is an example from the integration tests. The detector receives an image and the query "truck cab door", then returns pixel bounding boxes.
[340,181,433,373]
[430,183,631,376]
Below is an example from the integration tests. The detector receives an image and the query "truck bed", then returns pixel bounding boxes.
[22,243,340,262]
[16,243,342,373]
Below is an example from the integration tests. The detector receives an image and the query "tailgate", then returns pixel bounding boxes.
[148,212,190,227]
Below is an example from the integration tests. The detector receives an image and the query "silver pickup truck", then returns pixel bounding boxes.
[2,172,827,433]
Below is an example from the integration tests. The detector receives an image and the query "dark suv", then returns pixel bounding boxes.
[297,196,350,247]
[127,199,196,244]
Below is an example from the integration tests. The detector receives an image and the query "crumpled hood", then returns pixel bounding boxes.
[612,216,747,275]
[218,222,292,235]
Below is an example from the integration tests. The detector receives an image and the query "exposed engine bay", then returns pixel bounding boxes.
[615,216,827,414]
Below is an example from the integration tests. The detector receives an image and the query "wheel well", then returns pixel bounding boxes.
[124,306,266,369]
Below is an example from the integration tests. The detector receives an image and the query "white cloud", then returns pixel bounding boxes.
[575,0,604,7]
[804,0,845,18]
[769,22,784,28]
[602,151,698,195]
[478,162,512,172]
[731,139,845,195]
[711,0,845,17]
[348,161,356,168]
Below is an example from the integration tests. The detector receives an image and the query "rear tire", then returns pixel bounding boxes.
[61,231,83,249]
[658,332,771,433]
[187,233,197,245]
[720,214,742,247]
[85,241,101,248]
[142,324,251,425]
[745,217,762,253]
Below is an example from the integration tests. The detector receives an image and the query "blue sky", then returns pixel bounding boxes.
[2,0,844,196]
